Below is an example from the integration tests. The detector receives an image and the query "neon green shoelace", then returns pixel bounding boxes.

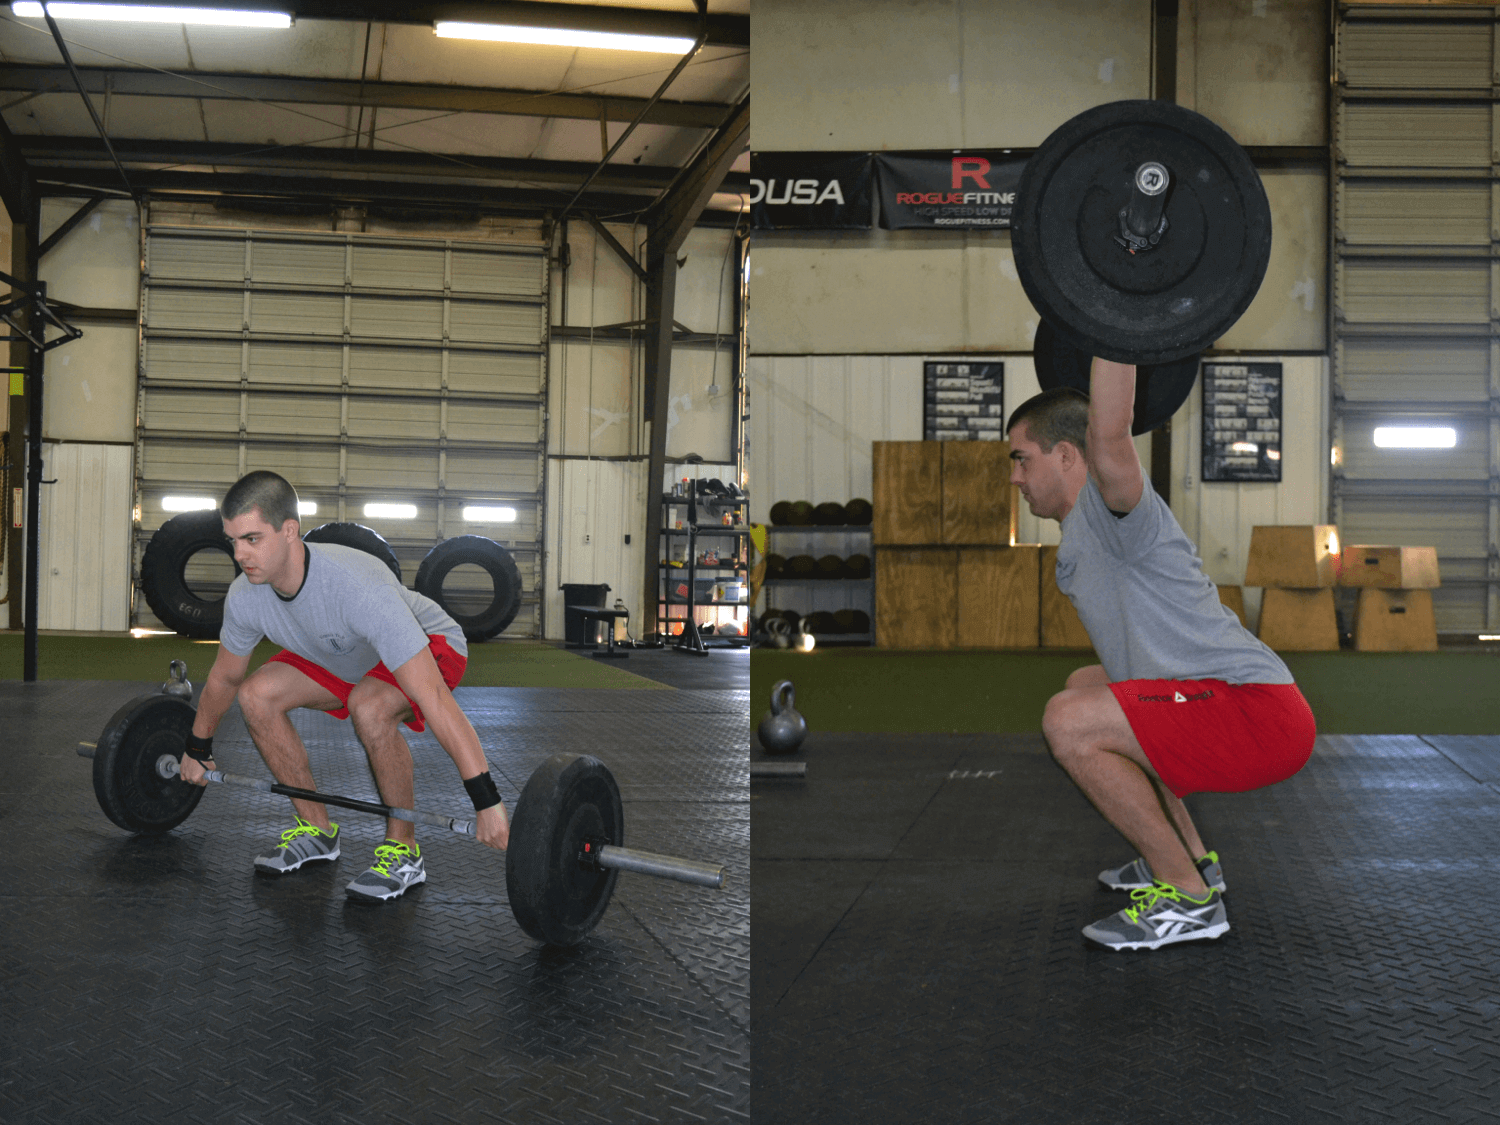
[370,842,415,876]
[277,819,333,849]
[1123,882,1207,924]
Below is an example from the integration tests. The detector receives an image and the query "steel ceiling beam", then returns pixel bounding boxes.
[20,135,750,195]
[30,165,746,223]
[645,93,747,256]
[0,65,733,130]
[0,112,37,224]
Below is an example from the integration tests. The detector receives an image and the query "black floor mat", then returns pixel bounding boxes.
[1,679,749,1124]
[753,731,1500,1124]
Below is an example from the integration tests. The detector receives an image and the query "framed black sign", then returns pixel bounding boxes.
[748,152,874,230]
[923,360,1005,441]
[876,153,1024,230]
[1201,362,1282,482]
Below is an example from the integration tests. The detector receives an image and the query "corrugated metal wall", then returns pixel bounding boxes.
[137,219,548,634]
[1333,5,1498,632]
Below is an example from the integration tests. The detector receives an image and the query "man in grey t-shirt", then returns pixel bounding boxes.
[1006,361,1316,951]
[178,471,510,902]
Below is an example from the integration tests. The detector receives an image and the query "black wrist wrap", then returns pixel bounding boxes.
[185,732,214,763]
[463,770,502,811]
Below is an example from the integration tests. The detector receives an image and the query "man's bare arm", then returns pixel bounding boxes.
[391,648,510,849]
[1087,357,1146,514]
[180,645,252,785]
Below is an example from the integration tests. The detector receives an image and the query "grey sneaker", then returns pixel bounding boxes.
[1098,850,1227,894]
[345,840,426,902]
[254,818,340,874]
[1083,883,1230,951]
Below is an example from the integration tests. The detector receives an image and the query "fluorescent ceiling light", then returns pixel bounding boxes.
[364,503,417,519]
[1373,426,1456,450]
[12,3,290,26]
[1229,442,1258,454]
[434,20,693,54]
[297,501,317,515]
[463,505,517,523]
[1480,635,1500,642]
[162,495,215,511]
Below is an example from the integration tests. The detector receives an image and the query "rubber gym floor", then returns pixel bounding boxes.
[0,642,748,1124]
[752,649,1500,1125]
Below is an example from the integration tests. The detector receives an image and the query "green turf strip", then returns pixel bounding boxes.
[750,648,1500,736]
[0,635,667,690]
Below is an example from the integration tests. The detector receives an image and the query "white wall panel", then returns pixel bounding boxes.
[543,459,649,641]
[38,198,140,310]
[1171,356,1329,628]
[38,442,133,632]
[42,325,138,444]
[747,230,1031,355]
[752,0,1150,151]
[1216,168,1328,353]
[1185,0,1326,147]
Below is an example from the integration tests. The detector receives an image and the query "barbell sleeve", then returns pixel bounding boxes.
[596,846,724,888]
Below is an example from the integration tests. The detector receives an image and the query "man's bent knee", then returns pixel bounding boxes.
[347,681,411,730]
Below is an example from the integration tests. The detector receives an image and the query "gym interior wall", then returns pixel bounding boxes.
[747,0,1330,629]
[545,220,743,641]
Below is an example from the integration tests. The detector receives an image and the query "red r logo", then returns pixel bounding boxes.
[952,157,992,189]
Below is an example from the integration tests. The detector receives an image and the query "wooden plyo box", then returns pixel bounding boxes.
[941,441,1016,546]
[1040,545,1092,648]
[1257,587,1340,651]
[874,547,957,648]
[873,442,942,545]
[1354,588,1438,652]
[875,546,1040,648]
[1218,585,1248,628]
[1339,545,1441,590]
[957,545,1039,647]
[1244,525,1341,588]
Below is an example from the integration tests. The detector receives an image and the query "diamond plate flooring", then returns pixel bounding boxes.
[753,732,1500,1125]
[0,677,748,1124]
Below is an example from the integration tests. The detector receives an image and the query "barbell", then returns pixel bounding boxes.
[78,663,725,947]
[1014,99,1272,422]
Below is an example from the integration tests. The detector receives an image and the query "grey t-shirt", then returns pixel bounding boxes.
[1055,472,1292,686]
[220,542,467,683]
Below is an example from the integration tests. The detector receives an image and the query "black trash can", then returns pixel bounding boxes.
[561,582,611,647]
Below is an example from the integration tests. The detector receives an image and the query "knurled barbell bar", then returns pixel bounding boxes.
[78,662,725,947]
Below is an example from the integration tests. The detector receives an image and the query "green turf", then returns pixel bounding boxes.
[750,648,1500,735]
[0,635,668,690]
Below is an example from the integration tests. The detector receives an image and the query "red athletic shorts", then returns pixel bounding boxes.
[267,634,467,733]
[1109,678,1316,798]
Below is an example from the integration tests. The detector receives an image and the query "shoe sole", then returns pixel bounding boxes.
[1084,920,1231,951]
[253,848,340,875]
[345,869,426,902]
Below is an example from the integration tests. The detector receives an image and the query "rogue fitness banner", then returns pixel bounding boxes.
[748,152,874,230]
[875,152,1025,230]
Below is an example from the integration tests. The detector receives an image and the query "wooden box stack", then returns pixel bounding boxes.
[1243,525,1341,650]
[1340,545,1440,651]
[873,441,1036,648]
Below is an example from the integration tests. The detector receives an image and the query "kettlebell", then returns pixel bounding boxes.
[161,659,193,700]
[757,680,807,755]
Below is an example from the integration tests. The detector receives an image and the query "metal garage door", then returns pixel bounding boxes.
[1333,5,1498,632]
[135,221,548,636]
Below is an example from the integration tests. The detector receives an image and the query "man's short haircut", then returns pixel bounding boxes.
[222,471,300,530]
[1006,387,1090,456]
